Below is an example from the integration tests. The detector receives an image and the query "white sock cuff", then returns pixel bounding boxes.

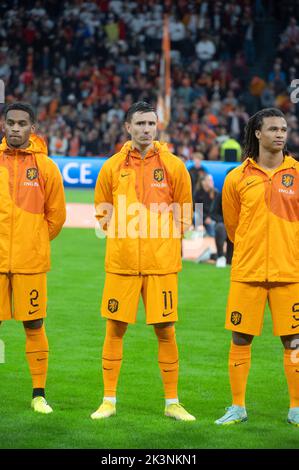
[165,398,179,406]
[104,396,116,404]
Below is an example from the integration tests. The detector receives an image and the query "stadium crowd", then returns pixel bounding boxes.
[0,0,298,160]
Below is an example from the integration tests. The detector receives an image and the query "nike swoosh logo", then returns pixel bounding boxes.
[246,180,256,186]
[162,311,174,317]
[36,358,47,362]
[103,367,113,371]
[234,362,246,367]
[121,174,130,177]
[28,309,39,315]
[291,324,299,329]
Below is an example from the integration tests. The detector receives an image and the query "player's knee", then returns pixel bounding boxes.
[106,319,128,338]
[232,331,254,346]
[23,319,44,329]
[154,322,175,339]
[280,334,299,350]
[154,322,175,329]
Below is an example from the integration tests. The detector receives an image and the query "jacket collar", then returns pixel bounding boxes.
[120,140,170,166]
[121,140,170,157]
[242,155,297,173]
[0,134,48,156]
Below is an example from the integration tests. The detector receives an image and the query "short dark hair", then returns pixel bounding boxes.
[242,107,287,161]
[125,101,157,123]
[3,102,36,123]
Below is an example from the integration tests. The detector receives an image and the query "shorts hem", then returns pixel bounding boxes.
[101,313,135,324]
[146,319,178,325]
[0,315,47,321]
[15,314,47,321]
[225,325,261,336]
[272,329,296,337]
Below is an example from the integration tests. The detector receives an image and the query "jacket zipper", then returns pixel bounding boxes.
[9,152,18,272]
[138,158,145,275]
[265,166,291,281]
[265,176,272,282]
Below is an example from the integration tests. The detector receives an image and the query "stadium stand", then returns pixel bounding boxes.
[0,0,298,159]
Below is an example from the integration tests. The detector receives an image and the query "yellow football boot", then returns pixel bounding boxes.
[31,396,53,414]
[91,400,116,420]
[165,403,196,421]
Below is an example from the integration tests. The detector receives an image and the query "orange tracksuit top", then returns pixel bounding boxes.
[95,141,192,275]
[222,156,299,282]
[0,134,66,273]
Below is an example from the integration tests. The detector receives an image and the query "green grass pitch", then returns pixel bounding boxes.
[0,189,298,449]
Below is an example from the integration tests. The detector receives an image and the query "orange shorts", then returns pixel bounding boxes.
[0,273,47,321]
[101,273,178,324]
[225,281,299,336]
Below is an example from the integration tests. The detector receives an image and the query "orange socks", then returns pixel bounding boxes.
[284,349,299,408]
[154,325,179,399]
[229,342,251,407]
[102,321,178,400]
[25,325,49,389]
[102,319,127,397]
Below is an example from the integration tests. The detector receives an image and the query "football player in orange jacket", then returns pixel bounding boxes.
[91,102,195,421]
[0,102,66,414]
[216,108,299,426]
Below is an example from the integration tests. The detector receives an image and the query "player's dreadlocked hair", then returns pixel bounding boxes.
[242,107,287,161]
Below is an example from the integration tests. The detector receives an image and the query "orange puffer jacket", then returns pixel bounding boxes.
[0,134,66,273]
[223,156,299,282]
[95,141,192,275]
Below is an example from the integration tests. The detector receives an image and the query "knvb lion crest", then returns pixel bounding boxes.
[27,168,38,180]
[108,298,119,313]
[282,174,294,188]
[153,168,164,182]
[231,311,242,326]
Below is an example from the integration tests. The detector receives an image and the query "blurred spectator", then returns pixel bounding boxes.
[85,129,100,156]
[193,173,217,237]
[210,189,233,267]
[188,152,208,197]
[49,130,68,156]
[226,106,248,141]
[280,17,299,48]
[68,129,81,157]
[260,82,276,108]
[220,135,242,162]
[195,34,216,64]
[268,63,287,94]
